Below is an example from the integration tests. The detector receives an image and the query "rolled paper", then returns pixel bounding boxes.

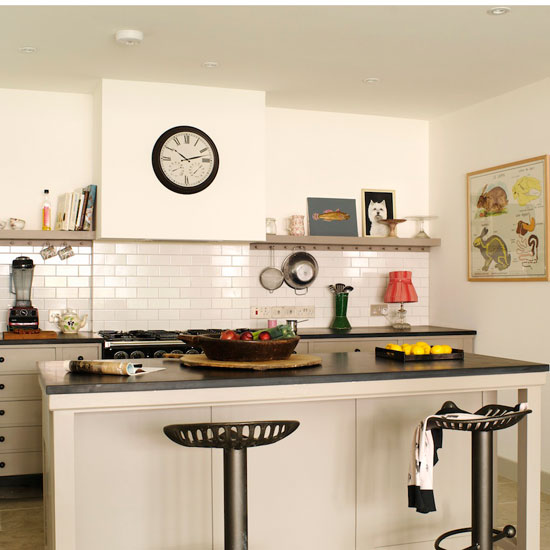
[66,360,143,376]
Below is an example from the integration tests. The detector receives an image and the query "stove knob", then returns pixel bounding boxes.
[20,309,28,316]
[169,349,184,356]
[153,350,168,358]
[186,348,201,355]
[130,350,146,359]
[113,351,129,359]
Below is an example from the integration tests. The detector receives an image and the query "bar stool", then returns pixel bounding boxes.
[428,401,531,550]
[164,420,299,550]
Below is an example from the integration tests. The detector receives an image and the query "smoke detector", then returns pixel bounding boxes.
[115,29,144,46]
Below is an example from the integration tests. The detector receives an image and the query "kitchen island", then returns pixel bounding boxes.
[39,352,547,550]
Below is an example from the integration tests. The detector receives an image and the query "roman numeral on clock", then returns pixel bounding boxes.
[173,136,180,146]
[184,134,190,144]
[161,156,171,161]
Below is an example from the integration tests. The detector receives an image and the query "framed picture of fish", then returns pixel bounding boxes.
[307,197,358,236]
[467,155,549,281]
[361,189,396,237]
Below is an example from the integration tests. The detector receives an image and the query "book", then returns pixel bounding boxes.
[82,184,97,231]
[68,191,80,230]
[64,360,165,376]
[56,193,72,231]
[76,190,89,231]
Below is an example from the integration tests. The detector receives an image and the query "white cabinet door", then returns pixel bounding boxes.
[0,346,56,373]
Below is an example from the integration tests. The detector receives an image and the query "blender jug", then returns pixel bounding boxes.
[11,256,35,306]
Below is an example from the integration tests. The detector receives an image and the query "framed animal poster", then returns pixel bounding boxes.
[307,197,358,236]
[361,189,395,237]
[467,155,549,281]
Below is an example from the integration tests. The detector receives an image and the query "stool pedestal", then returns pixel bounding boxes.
[224,448,248,549]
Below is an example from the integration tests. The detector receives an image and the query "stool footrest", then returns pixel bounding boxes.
[435,524,516,550]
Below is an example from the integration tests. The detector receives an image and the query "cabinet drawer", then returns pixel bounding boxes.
[295,341,309,354]
[0,426,41,451]
[0,347,56,373]
[0,451,42,476]
[309,339,390,353]
[60,345,101,361]
[0,400,41,426]
[0,374,40,398]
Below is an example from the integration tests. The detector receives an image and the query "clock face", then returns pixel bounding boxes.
[152,126,219,194]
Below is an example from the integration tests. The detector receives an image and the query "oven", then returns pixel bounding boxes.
[99,329,225,359]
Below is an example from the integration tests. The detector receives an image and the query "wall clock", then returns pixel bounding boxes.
[152,126,220,194]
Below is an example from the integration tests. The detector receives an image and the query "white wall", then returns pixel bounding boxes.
[266,107,430,238]
[98,79,266,242]
[0,88,93,229]
[430,78,550,475]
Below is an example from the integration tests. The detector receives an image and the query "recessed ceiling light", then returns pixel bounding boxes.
[19,46,37,54]
[115,29,144,46]
[362,77,380,85]
[487,6,511,16]
[202,61,219,69]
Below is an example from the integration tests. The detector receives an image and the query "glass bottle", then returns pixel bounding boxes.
[266,218,277,235]
[42,189,51,231]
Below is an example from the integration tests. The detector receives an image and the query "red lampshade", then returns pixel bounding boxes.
[384,271,418,304]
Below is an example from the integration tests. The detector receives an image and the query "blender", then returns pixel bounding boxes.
[8,256,39,331]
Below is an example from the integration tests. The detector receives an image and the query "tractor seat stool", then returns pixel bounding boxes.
[164,420,299,550]
[428,401,531,550]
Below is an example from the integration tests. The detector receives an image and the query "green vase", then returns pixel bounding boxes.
[330,293,352,331]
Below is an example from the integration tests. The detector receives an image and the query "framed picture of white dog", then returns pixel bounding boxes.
[361,189,396,237]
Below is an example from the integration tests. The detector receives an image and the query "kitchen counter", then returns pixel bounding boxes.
[297,325,475,339]
[40,350,542,395]
[39,351,546,550]
[0,331,103,345]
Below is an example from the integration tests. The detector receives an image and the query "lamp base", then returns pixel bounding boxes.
[391,303,411,330]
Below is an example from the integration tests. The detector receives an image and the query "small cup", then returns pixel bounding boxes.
[40,245,57,260]
[286,319,298,333]
[58,245,75,260]
[9,218,25,230]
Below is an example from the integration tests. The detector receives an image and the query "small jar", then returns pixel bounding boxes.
[266,218,277,235]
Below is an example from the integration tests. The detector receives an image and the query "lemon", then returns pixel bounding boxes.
[412,344,426,355]
[415,341,429,348]
[430,345,445,354]
[388,344,403,352]
[402,343,412,355]
[441,345,453,354]
[385,343,395,349]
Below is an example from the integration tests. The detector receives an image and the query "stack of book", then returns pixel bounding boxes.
[54,185,97,231]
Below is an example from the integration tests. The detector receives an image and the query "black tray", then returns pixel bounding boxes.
[375,347,464,362]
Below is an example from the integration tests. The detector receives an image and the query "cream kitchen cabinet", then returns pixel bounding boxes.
[307,334,475,355]
[0,342,101,477]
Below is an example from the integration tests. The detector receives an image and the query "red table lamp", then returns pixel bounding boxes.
[383,271,418,330]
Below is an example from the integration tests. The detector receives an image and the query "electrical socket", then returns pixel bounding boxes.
[250,306,271,319]
[49,310,62,323]
[296,305,315,318]
[370,304,388,316]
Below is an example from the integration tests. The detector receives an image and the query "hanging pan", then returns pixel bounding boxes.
[282,250,319,295]
[259,246,284,293]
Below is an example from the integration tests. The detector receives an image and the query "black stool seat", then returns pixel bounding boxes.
[164,420,299,450]
[430,401,531,550]
[164,420,299,550]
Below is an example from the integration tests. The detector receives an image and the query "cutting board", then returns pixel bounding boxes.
[3,331,58,340]
[176,353,322,371]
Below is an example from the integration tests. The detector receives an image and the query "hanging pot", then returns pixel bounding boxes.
[281,251,319,295]
[259,246,284,293]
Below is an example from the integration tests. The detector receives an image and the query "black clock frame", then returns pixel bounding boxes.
[151,125,220,195]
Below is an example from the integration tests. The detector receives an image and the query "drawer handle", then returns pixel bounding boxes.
[0,410,4,416]
[0,436,4,443]
[0,462,5,468]
[354,348,361,352]
[77,356,84,361]
[0,357,4,362]
[0,384,4,390]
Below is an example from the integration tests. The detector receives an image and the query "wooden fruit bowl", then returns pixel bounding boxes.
[179,333,300,362]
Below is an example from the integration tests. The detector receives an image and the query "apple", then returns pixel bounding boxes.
[220,330,239,340]
[258,331,272,341]
[239,331,253,341]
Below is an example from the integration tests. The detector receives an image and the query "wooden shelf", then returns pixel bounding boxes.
[250,234,441,252]
[0,230,95,246]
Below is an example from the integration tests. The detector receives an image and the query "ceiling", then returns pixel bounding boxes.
[2,5,550,120]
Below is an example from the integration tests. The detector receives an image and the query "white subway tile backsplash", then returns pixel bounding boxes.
[0,241,429,332]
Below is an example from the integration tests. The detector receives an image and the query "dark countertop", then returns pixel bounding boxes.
[39,351,547,395]
[297,325,476,339]
[0,332,104,345]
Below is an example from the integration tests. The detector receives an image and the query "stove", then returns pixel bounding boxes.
[99,329,223,359]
